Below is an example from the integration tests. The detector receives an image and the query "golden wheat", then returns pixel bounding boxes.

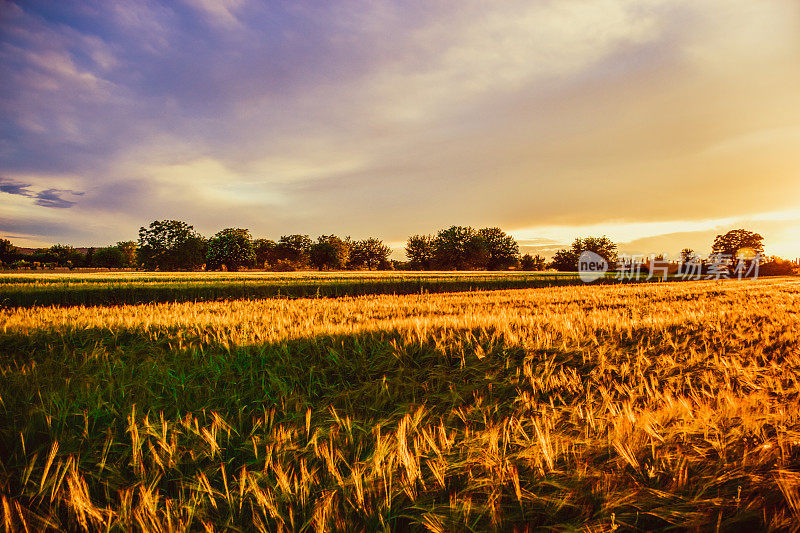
[1,277,799,531]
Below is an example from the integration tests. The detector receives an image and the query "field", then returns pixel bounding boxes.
[1,276,800,531]
[0,271,593,308]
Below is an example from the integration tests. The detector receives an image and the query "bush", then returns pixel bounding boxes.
[760,258,797,276]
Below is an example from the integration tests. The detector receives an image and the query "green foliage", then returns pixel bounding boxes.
[405,234,434,270]
[138,220,207,271]
[712,229,764,258]
[47,244,85,269]
[206,228,256,271]
[92,246,125,268]
[349,237,391,270]
[0,272,586,307]
[91,242,138,269]
[309,235,350,270]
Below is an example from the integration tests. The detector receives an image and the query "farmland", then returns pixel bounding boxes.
[0,271,595,308]
[1,276,800,530]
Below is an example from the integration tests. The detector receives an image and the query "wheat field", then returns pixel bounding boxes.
[0,271,585,308]
[1,277,800,531]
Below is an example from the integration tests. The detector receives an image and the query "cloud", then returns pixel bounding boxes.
[0,178,34,197]
[0,177,82,208]
[33,188,82,208]
[0,1,798,257]
[181,0,246,29]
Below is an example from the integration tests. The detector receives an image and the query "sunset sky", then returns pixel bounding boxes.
[1,0,799,259]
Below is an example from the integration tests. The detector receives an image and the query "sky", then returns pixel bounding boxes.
[1,0,799,259]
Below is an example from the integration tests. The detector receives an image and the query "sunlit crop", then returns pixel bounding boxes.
[1,277,799,530]
[0,270,585,308]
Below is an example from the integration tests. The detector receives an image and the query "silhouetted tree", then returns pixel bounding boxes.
[520,254,534,271]
[0,238,17,265]
[712,229,764,259]
[760,256,797,276]
[405,235,434,270]
[349,238,391,270]
[520,253,546,271]
[310,235,350,270]
[680,248,696,263]
[477,227,519,270]
[549,249,578,272]
[206,228,255,271]
[550,236,617,271]
[138,220,206,270]
[432,226,478,270]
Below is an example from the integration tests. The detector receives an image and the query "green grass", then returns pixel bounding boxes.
[0,271,608,308]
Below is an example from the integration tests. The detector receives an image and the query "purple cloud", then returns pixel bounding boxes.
[0,178,34,197]
[0,178,82,208]
[0,0,798,258]
[34,188,82,208]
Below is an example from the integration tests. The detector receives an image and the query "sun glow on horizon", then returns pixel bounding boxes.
[1,1,799,256]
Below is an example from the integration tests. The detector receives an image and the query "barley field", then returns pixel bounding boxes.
[0,271,589,308]
[1,277,800,531]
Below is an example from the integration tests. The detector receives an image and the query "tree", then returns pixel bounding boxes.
[520,253,546,271]
[309,235,350,270]
[760,256,797,276]
[173,236,207,271]
[432,226,478,270]
[349,238,391,270]
[253,239,277,268]
[93,246,125,268]
[0,238,17,264]
[712,229,764,259]
[274,235,312,267]
[680,248,696,263]
[405,235,434,270]
[550,236,617,271]
[138,220,207,271]
[92,242,137,269]
[549,248,578,272]
[48,244,84,268]
[477,227,519,270]
[117,241,138,268]
[206,228,256,271]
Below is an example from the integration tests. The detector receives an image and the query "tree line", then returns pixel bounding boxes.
[0,220,394,272]
[0,222,795,274]
[136,221,397,272]
[0,239,138,270]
